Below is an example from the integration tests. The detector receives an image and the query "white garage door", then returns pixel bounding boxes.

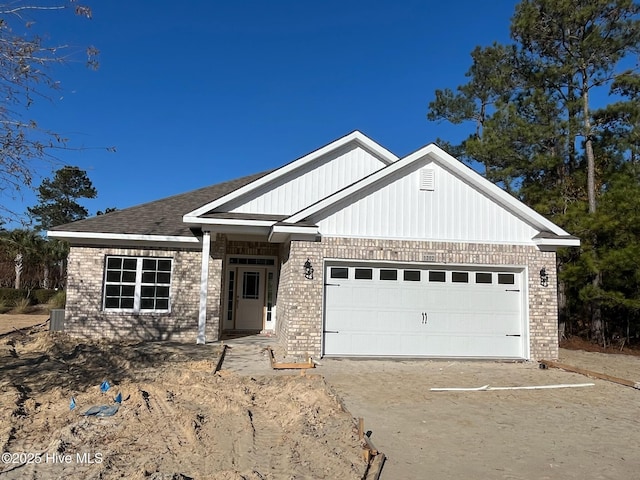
[323,263,526,358]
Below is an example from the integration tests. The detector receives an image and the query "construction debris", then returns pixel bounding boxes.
[267,347,315,370]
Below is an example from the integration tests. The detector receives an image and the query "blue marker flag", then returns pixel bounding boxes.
[114,392,122,404]
[70,397,76,410]
[100,380,110,393]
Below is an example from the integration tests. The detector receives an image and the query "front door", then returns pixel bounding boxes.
[235,267,265,330]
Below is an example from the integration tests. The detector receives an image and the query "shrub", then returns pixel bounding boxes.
[32,289,57,304]
[0,300,10,314]
[48,290,66,309]
[13,297,32,313]
[0,288,30,305]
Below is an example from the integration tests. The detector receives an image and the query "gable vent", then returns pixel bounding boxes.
[420,168,435,191]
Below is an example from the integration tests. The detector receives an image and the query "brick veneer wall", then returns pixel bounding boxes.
[64,243,224,342]
[278,237,559,361]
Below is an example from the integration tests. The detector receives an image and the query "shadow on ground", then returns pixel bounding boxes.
[0,326,223,395]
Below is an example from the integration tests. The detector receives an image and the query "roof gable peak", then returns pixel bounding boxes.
[183,130,398,222]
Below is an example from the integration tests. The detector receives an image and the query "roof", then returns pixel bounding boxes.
[49,170,272,237]
[48,131,579,249]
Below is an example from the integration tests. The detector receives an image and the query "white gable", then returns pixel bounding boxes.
[308,160,540,244]
[225,143,388,215]
[184,131,397,222]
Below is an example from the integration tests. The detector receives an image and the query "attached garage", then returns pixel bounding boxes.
[323,262,528,359]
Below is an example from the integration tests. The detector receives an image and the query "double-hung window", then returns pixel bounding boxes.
[103,256,172,312]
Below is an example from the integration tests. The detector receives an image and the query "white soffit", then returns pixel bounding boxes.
[182,131,398,222]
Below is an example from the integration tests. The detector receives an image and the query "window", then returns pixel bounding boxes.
[229,257,275,265]
[227,271,235,321]
[104,256,172,312]
[429,271,446,282]
[330,267,348,279]
[242,271,260,299]
[452,272,469,283]
[404,270,421,281]
[380,269,398,281]
[476,273,492,284]
[355,268,373,280]
[498,273,515,285]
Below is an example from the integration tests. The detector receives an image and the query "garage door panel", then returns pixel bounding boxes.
[324,263,526,358]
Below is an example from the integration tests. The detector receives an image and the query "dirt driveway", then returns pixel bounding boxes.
[319,351,640,480]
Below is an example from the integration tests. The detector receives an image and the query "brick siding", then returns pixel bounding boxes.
[276,237,558,361]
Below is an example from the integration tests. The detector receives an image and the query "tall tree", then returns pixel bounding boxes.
[427,0,640,345]
[0,1,97,223]
[28,165,97,230]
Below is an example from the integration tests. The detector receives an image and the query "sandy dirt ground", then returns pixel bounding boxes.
[321,351,640,480]
[2,314,640,480]
[0,325,367,480]
[0,314,49,335]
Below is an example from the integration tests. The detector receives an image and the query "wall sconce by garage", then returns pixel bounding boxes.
[540,268,549,287]
[304,258,314,280]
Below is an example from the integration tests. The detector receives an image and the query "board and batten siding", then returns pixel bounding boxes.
[226,144,388,215]
[314,162,539,244]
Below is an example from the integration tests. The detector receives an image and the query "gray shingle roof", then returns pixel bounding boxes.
[49,170,272,237]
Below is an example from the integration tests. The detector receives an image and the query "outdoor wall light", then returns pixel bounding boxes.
[304,259,314,280]
[540,267,549,287]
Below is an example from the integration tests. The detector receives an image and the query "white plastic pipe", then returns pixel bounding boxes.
[430,383,595,392]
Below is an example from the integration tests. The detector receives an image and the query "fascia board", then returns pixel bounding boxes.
[268,224,319,243]
[182,216,274,227]
[47,230,199,243]
[271,225,319,235]
[182,131,398,220]
[534,236,581,248]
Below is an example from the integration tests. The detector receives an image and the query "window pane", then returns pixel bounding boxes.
[498,273,515,285]
[104,297,119,308]
[123,258,137,270]
[106,271,121,282]
[141,285,155,298]
[141,271,156,283]
[105,285,120,296]
[476,273,492,284]
[157,286,170,298]
[158,259,172,271]
[157,272,171,284]
[330,267,348,279]
[156,298,169,310]
[142,258,156,270]
[122,285,135,297]
[121,297,135,309]
[355,268,373,280]
[122,271,137,283]
[404,270,421,281]
[452,272,469,283]
[107,257,122,269]
[140,298,155,310]
[380,269,397,280]
[242,272,260,299]
[429,271,446,282]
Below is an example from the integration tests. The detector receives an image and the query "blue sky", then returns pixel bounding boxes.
[5,0,520,226]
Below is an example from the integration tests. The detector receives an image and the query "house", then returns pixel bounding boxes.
[48,131,579,360]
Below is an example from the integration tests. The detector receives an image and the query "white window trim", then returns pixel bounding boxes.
[103,256,173,314]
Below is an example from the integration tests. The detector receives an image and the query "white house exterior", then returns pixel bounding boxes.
[49,131,579,360]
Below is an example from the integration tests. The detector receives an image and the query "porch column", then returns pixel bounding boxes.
[196,230,211,344]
